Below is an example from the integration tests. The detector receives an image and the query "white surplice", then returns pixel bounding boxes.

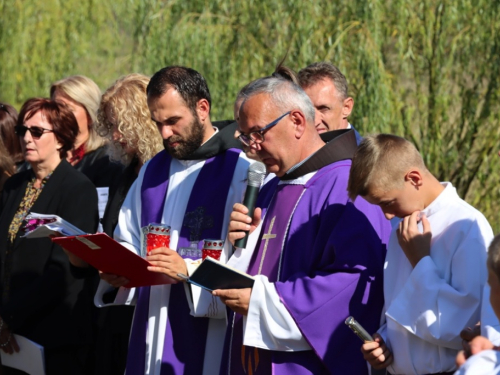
[454,349,500,375]
[95,154,251,375]
[379,182,494,375]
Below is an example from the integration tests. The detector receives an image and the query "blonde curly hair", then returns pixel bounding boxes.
[96,73,163,165]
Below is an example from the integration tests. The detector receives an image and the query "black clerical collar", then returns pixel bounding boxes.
[280,129,357,181]
[180,120,242,160]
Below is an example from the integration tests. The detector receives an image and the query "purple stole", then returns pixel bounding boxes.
[126,148,241,375]
[227,183,306,375]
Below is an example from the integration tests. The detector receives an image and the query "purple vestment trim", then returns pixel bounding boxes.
[161,149,241,374]
[127,150,171,375]
[140,150,172,227]
[127,149,242,375]
[247,184,305,281]
[229,183,306,375]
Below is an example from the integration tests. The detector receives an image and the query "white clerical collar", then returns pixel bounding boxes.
[347,123,352,129]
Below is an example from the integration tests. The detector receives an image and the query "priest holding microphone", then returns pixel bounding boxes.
[214,75,391,374]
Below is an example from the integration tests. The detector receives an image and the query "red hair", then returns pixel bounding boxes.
[18,98,79,159]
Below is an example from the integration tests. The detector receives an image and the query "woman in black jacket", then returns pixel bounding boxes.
[0,98,99,374]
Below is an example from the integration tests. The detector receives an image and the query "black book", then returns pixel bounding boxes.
[178,257,254,292]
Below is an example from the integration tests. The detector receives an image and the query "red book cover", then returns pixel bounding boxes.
[53,233,175,288]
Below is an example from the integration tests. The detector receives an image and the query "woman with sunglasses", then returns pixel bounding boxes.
[0,98,99,374]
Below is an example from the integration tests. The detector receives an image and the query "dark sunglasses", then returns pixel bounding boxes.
[15,125,54,139]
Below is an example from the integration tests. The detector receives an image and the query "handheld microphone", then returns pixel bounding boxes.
[234,162,266,249]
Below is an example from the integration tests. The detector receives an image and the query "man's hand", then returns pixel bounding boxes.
[0,318,19,355]
[147,247,187,281]
[397,211,432,267]
[456,335,496,367]
[361,333,393,370]
[213,288,252,315]
[99,271,129,288]
[62,247,89,268]
[228,203,262,246]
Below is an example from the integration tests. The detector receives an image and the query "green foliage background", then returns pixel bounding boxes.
[1,0,499,230]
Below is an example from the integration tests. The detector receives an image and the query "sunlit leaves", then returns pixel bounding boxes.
[0,0,499,229]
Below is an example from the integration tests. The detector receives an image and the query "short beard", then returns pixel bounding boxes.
[163,116,205,159]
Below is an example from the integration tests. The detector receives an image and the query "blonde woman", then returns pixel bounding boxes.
[50,75,122,187]
[96,73,163,234]
[93,73,162,375]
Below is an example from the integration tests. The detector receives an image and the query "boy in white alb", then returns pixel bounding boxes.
[454,235,500,375]
[347,134,494,374]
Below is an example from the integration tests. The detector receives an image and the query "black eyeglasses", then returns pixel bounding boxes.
[15,125,54,139]
[237,111,291,147]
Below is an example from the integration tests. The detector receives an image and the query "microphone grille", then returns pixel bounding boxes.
[247,162,266,187]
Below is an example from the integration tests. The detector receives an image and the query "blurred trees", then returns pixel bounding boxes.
[1,0,499,229]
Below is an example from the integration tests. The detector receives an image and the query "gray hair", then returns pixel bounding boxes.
[239,77,315,123]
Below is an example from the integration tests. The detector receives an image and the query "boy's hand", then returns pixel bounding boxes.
[456,335,496,366]
[361,333,393,369]
[397,211,432,267]
[460,324,481,343]
[228,203,262,246]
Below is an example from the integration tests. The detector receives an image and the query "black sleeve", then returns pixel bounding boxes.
[0,174,99,330]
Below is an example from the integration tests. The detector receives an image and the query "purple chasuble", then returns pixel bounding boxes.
[127,148,241,375]
[220,131,391,375]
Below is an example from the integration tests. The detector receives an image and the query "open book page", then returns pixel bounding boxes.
[0,334,45,375]
[22,213,86,238]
